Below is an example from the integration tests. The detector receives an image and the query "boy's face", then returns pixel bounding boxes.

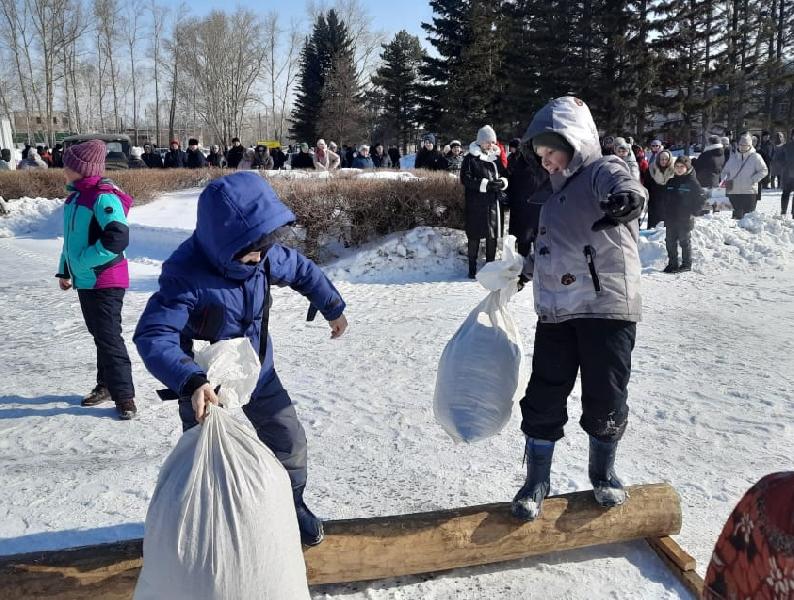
[423,140,433,149]
[616,147,630,158]
[171,143,179,150]
[451,145,461,155]
[674,163,687,175]
[238,250,263,265]
[535,146,570,174]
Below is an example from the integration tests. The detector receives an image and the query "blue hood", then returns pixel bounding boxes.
[194,172,295,280]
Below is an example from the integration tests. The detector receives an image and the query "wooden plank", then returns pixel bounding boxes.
[646,536,705,599]
[647,536,696,571]
[0,483,681,598]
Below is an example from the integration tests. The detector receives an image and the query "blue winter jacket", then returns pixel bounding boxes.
[133,172,346,397]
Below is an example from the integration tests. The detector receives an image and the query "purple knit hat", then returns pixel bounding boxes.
[63,140,107,178]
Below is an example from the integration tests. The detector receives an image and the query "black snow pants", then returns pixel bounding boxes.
[665,223,693,267]
[729,194,757,219]
[467,237,496,275]
[781,179,794,215]
[520,318,636,443]
[179,372,308,501]
[77,288,135,401]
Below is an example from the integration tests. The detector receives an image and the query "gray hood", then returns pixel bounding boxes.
[522,96,602,191]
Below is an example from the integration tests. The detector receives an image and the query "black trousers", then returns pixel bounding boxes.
[467,237,496,272]
[520,319,636,443]
[729,194,757,219]
[77,288,135,401]
[179,373,308,500]
[665,224,692,267]
[781,180,794,215]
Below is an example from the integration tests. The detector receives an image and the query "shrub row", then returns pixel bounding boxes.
[0,169,465,261]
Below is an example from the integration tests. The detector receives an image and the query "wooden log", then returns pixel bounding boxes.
[646,536,705,598]
[0,483,681,598]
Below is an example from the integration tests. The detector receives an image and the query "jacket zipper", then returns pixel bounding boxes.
[583,245,602,293]
[65,194,77,277]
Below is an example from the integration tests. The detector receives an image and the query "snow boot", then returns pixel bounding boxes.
[82,384,111,407]
[677,263,692,273]
[588,436,627,507]
[295,498,324,546]
[511,437,555,521]
[468,259,477,279]
[115,398,137,420]
[662,263,679,274]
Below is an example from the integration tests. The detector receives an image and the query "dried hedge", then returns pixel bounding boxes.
[0,169,465,261]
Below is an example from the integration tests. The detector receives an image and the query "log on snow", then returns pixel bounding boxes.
[646,536,704,598]
[0,483,681,598]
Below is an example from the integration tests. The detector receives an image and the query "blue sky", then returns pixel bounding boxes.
[188,0,435,47]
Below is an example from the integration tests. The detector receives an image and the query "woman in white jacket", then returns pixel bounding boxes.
[721,133,768,219]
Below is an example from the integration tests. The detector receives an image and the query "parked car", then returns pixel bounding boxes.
[62,134,131,171]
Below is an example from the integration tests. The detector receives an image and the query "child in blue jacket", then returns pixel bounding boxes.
[134,172,348,546]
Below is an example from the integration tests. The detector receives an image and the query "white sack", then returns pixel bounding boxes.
[134,405,310,600]
[433,236,525,443]
[193,338,261,409]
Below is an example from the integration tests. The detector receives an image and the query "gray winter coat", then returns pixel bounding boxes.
[775,141,794,181]
[720,148,768,195]
[521,96,646,324]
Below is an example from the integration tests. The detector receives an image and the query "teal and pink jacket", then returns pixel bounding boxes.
[56,176,133,289]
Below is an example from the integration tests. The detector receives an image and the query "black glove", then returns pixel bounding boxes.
[592,191,644,230]
[486,180,504,193]
[517,273,530,292]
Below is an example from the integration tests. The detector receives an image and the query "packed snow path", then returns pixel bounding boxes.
[1,189,792,599]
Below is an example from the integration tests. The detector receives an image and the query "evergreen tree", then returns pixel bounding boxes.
[419,0,469,134]
[291,10,363,145]
[371,31,426,151]
[291,16,328,143]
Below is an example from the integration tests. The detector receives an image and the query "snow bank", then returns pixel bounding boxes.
[357,171,419,182]
[640,211,794,272]
[0,197,64,238]
[325,227,467,283]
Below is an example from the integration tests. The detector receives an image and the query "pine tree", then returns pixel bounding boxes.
[419,0,469,134]
[291,16,328,143]
[291,10,363,146]
[371,31,426,151]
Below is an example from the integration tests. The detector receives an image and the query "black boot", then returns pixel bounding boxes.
[82,384,111,407]
[294,494,324,546]
[115,398,137,420]
[588,436,627,507]
[468,259,477,279]
[662,262,679,274]
[511,437,555,521]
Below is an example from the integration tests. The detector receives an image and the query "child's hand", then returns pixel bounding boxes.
[58,278,72,291]
[329,314,348,339]
[192,383,219,423]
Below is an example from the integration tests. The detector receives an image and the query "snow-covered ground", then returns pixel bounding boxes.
[1,188,792,599]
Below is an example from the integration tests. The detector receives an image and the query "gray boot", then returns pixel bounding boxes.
[511,437,555,521]
[588,436,627,507]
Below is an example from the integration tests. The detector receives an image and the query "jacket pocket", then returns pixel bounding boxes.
[583,245,602,293]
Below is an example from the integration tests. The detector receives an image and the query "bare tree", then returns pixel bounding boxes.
[95,0,121,132]
[179,9,267,145]
[28,0,84,145]
[122,0,143,143]
[0,0,34,140]
[148,0,167,145]
[263,12,302,141]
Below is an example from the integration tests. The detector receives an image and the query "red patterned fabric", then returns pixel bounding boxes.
[704,472,794,600]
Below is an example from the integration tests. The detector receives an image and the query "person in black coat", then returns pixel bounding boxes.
[371,143,391,168]
[164,140,187,168]
[415,134,445,171]
[52,144,64,168]
[662,156,706,273]
[185,138,207,169]
[507,141,549,257]
[226,137,245,169]
[388,146,401,170]
[693,134,725,213]
[460,126,508,278]
[207,145,226,168]
[271,146,287,170]
[291,143,315,169]
[142,144,163,168]
[128,147,148,169]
